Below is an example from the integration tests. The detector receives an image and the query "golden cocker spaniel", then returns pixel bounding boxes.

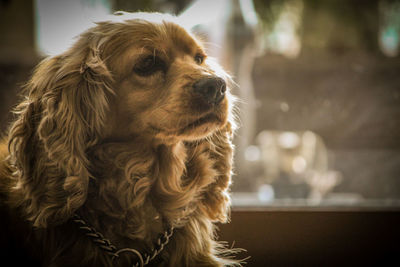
[0,12,241,267]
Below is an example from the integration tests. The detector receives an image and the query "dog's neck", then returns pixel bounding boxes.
[82,138,189,248]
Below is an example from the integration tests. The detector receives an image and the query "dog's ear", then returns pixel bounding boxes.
[199,121,235,223]
[8,34,113,227]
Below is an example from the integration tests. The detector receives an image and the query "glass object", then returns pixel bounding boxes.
[35,0,111,55]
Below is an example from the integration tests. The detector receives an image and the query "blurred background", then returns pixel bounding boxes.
[1,0,400,209]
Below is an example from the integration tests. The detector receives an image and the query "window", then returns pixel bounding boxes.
[182,0,400,209]
[35,0,111,55]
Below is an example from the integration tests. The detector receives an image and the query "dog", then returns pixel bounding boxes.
[0,12,240,267]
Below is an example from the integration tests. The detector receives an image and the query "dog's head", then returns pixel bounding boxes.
[102,13,233,142]
[8,12,235,227]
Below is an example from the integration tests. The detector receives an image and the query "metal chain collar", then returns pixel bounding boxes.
[72,214,174,267]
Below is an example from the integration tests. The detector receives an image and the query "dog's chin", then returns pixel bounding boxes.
[150,98,229,142]
[150,112,227,143]
[178,113,225,141]
[178,96,230,141]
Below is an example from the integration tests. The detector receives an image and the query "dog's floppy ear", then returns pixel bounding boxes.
[8,33,113,227]
[199,120,236,223]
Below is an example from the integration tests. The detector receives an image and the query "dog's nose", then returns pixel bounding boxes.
[193,77,226,105]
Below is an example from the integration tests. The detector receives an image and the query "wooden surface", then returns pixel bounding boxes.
[218,209,400,266]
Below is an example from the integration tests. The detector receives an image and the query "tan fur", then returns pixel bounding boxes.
[0,12,241,266]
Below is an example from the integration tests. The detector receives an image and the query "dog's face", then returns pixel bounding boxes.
[103,15,232,142]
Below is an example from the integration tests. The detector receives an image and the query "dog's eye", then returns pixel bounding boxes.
[194,53,204,64]
[134,56,165,76]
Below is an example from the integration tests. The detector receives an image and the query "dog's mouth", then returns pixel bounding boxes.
[178,113,221,135]
[148,113,221,139]
[149,98,229,141]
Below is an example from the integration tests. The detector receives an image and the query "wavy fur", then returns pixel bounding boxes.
[0,12,242,266]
